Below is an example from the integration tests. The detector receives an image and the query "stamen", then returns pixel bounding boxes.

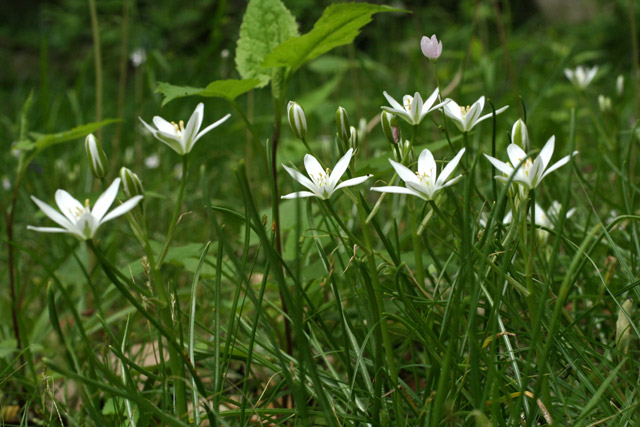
[171,121,180,133]
[84,199,90,208]
[179,120,185,131]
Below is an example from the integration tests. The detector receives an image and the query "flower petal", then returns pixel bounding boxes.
[540,153,574,181]
[417,149,436,179]
[329,148,353,188]
[54,190,84,224]
[411,91,423,123]
[465,96,484,128]
[152,116,176,134]
[92,178,121,221]
[334,174,371,191]
[383,91,404,111]
[26,225,71,234]
[389,159,420,184]
[101,195,144,223]
[282,164,318,193]
[193,114,231,145]
[436,147,466,186]
[538,135,555,172]
[304,154,325,182]
[443,98,463,122]
[370,185,422,197]
[281,191,320,199]
[422,88,439,110]
[184,103,204,147]
[30,196,74,230]
[506,144,528,169]
[484,154,515,176]
[473,105,509,127]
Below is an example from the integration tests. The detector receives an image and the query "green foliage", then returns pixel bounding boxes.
[15,119,119,151]
[262,3,405,72]
[156,79,261,106]
[234,0,299,87]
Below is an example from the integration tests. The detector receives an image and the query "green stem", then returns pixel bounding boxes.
[323,200,367,251]
[156,155,189,269]
[87,0,103,140]
[409,197,425,287]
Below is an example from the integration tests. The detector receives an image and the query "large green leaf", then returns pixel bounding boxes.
[15,119,120,151]
[156,79,261,106]
[235,0,299,87]
[262,3,405,72]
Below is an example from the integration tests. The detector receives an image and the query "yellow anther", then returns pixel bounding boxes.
[84,199,90,208]
[179,120,185,131]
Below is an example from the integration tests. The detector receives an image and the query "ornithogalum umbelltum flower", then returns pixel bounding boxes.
[382,88,448,126]
[484,136,577,191]
[140,103,231,155]
[564,66,598,90]
[371,148,466,201]
[287,101,307,140]
[85,134,108,179]
[443,96,508,133]
[281,148,371,200]
[28,178,142,240]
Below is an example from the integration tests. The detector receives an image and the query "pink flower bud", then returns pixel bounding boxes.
[421,35,442,61]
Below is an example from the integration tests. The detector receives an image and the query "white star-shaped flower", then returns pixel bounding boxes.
[381,88,449,126]
[443,96,508,133]
[140,103,230,155]
[371,147,466,201]
[281,148,371,200]
[28,178,143,240]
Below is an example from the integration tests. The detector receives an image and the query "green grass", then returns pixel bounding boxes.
[2,0,640,425]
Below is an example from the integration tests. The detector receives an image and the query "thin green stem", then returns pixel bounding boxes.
[156,155,189,269]
[409,197,425,287]
[87,0,103,140]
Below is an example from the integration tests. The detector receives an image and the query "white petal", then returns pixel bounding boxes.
[370,185,421,197]
[506,144,528,169]
[152,116,176,134]
[438,174,463,189]
[184,103,204,144]
[192,113,231,146]
[383,91,404,111]
[101,195,144,223]
[538,135,556,172]
[281,191,319,199]
[423,98,450,117]
[473,105,509,127]
[484,154,514,176]
[304,154,325,181]
[417,149,436,178]
[282,164,318,193]
[422,88,439,110]
[29,195,74,229]
[411,92,423,123]
[465,96,485,128]
[540,154,574,181]
[27,225,71,234]
[334,174,371,191]
[92,178,121,221]
[443,99,463,122]
[436,148,466,186]
[53,190,84,225]
[389,159,419,184]
[329,148,353,188]
[154,132,186,155]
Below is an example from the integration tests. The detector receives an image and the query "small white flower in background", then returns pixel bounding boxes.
[502,201,576,243]
[27,178,142,240]
[2,177,10,191]
[484,136,577,191]
[420,34,442,61]
[140,103,231,156]
[281,148,371,200]
[130,47,147,68]
[382,88,449,126]
[287,101,307,140]
[617,75,624,97]
[564,65,598,90]
[511,119,529,151]
[371,147,466,201]
[220,49,230,59]
[144,154,160,169]
[84,134,108,179]
[443,96,508,133]
[11,147,20,158]
[598,95,612,112]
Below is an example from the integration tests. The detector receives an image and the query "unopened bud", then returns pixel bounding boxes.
[616,299,633,354]
[336,106,350,143]
[85,134,108,179]
[420,34,442,61]
[348,126,358,150]
[511,119,529,151]
[617,75,624,97]
[287,101,307,140]
[381,111,400,144]
[598,94,612,112]
[119,167,144,199]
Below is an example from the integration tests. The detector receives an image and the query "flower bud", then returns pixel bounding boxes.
[348,126,358,150]
[616,299,633,354]
[119,167,144,199]
[617,75,624,97]
[85,134,108,179]
[287,101,307,140]
[511,119,529,151]
[598,94,612,112]
[336,106,350,143]
[420,34,442,61]
[381,111,400,144]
